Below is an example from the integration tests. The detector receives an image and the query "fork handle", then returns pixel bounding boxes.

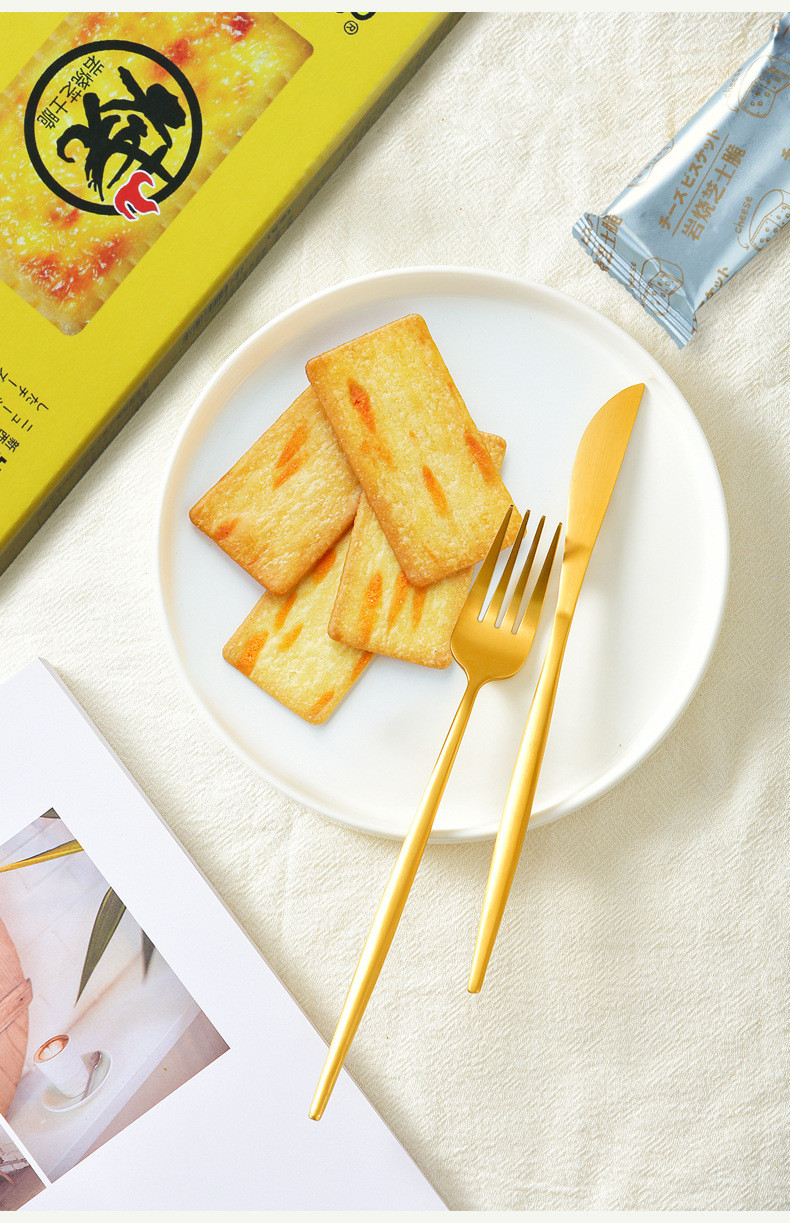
[467,614,571,993]
[310,676,483,1120]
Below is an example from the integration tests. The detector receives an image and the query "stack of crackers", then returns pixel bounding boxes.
[190,314,520,723]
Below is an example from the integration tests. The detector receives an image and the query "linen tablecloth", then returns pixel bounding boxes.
[3,12,788,1210]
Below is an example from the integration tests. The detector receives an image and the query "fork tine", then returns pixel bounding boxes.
[482,510,530,625]
[500,516,545,632]
[515,522,562,637]
[463,505,514,619]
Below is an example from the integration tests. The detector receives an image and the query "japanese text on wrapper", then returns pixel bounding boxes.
[703,267,730,303]
[658,130,747,241]
[592,214,623,272]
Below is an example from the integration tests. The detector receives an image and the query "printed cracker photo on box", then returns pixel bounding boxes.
[0,10,460,577]
[0,811,228,1184]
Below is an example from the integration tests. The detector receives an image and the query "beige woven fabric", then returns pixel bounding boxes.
[2,12,788,1210]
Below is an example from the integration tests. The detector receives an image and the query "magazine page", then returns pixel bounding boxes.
[0,659,444,1211]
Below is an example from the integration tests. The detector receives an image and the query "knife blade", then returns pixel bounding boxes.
[468,382,645,992]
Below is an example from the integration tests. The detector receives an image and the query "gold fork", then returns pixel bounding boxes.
[309,505,562,1120]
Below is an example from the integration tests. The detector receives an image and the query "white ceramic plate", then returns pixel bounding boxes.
[155,268,729,842]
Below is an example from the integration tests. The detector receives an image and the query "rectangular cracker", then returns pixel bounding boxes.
[329,434,508,668]
[223,531,372,724]
[0,13,312,334]
[189,387,360,595]
[305,314,520,586]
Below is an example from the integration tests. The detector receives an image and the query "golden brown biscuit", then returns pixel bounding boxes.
[189,387,359,595]
[223,531,372,724]
[329,434,507,668]
[0,13,312,334]
[306,314,519,586]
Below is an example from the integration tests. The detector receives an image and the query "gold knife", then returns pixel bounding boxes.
[468,382,645,992]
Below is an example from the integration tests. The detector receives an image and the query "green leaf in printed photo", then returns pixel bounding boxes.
[0,825,151,1002]
[76,888,126,1003]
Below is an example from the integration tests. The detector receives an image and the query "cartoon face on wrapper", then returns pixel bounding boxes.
[725,53,790,117]
[749,189,790,249]
[640,258,684,316]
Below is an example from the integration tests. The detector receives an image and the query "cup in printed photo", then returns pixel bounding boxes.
[33,1034,89,1097]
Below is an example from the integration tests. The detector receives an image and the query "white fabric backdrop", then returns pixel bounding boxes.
[3,12,788,1210]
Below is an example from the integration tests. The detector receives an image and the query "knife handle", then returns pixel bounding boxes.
[468,614,571,993]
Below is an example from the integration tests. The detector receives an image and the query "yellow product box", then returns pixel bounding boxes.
[0,10,460,574]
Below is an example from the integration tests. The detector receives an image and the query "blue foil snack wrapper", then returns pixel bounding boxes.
[573,12,790,347]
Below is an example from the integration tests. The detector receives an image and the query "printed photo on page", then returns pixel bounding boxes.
[0,810,228,1190]
[0,1128,44,1210]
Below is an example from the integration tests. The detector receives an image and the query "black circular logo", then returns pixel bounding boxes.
[24,40,202,217]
